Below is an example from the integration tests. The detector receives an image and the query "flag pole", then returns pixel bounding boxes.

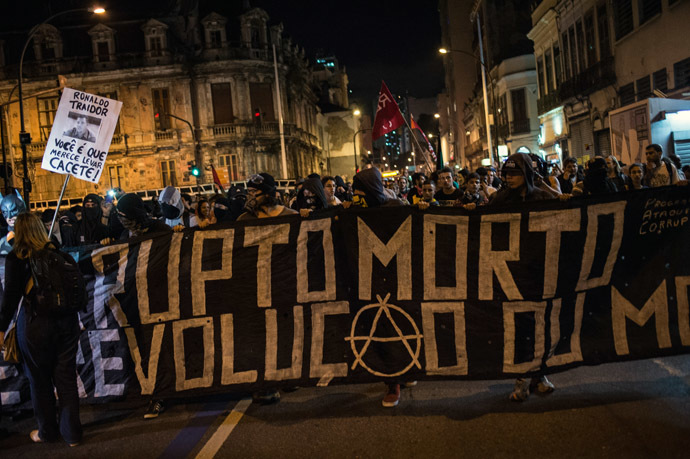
[48,174,70,237]
[399,114,434,172]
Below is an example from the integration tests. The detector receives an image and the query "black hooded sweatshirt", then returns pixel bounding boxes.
[77,194,110,245]
[292,178,329,211]
[490,153,552,206]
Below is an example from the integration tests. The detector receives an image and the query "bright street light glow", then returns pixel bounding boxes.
[439,48,448,54]
[428,134,433,138]
[353,109,361,116]
[91,7,106,13]
[434,113,440,118]
[408,158,411,162]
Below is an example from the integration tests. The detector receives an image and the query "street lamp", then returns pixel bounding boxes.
[438,46,496,167]
[17,6,105,206]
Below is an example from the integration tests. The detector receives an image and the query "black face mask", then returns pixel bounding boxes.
[161,203,181,219]
[83,206,101,222]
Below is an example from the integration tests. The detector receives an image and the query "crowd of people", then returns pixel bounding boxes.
[0,143,688,445]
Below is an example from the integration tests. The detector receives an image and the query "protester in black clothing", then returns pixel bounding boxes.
[334,175,351,202]
[69,205,82,222]
[76,194,109,246]
[0,213,82,446]
[490,153,553,205]
[212,196,245,224]
[488,152,555,400]
[434,167,462,206]
[114,193,172,242]
[58,211,80,247]
[575,157,617,196]
[291,177,328,216]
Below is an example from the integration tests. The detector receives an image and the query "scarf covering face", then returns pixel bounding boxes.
[158,186,184,220]
[352,168,387,207]
[296,178,329,210]
[246,173,277,196]
[117,193,149,225]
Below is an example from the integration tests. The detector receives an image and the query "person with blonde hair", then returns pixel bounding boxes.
[0,213,82,446]
[605,155,627,192]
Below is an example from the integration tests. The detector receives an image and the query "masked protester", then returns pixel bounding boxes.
[291,177,328,217]
[158,186,187,231]
[238,173,297,221]
[75,194,109,246]
[114,193,172,242]
[0,193,27,255]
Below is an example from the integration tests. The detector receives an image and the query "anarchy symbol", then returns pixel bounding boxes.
[345,293,423,377]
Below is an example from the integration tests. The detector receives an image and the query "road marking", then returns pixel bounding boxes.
[195,398,251,459]
[653,359,684,377]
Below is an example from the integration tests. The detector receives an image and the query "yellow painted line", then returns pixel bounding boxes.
[195,398,252,459]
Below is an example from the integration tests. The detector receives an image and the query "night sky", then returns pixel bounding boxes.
[251,0,445,106]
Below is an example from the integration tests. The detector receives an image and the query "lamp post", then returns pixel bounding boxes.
[439,46,497,167]
[352,128,371,176]
[17,6,105,207]
[158,112,202,190]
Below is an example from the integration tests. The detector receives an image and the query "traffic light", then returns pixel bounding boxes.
[253,108,262,125]
[187,161,200,177]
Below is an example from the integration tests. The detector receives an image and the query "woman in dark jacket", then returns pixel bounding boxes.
[0,213,82,446]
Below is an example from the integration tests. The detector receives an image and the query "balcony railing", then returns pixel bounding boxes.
[155,131,175,141]
[510,119,532,135]
[537,91,563,115]
[212,122,319,147]
[559,56,616,101]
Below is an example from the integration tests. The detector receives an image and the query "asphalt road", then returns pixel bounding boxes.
[2,355,689,458]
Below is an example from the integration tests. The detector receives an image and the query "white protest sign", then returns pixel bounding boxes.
[41,88,123,183]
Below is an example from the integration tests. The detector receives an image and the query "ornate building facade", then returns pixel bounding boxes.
[0,4,326,204]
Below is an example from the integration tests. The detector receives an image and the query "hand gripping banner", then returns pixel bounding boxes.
[1,186,690,406]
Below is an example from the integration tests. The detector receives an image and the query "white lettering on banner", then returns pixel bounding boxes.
[137,235,183,324]
[612,282,671,355]
[421,302,468,375]
[75,339,87,398]
[192,230,235,316]
[90,244,129,329]
[479,214,523,301]
[265,306,304,381]
[243,224,290,308]
[423,215,469,300]
[88,329,125,397]
[173,317,215,391]
[676,276,690,346]
[503,301,547,373]
[577,202,626,291]
[528,209,581,299]
[546,294,585,366]
[124,324,165,396]
[309,302,350,381]
[358,216,412,300]
[296,219,336,303]
[220,314,258,384]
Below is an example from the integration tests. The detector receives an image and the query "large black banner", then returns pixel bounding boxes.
[1,186,690,406]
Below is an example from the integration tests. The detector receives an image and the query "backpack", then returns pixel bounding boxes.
[28,245,87,315]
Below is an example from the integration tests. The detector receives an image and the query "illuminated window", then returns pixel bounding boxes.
[219,154,240,181]
[108,165,124,188]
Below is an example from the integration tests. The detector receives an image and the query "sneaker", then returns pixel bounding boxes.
[144,399,165,419]
[531,375,555,394]
[509,378,530,402]
[382,384,401,408]
[402,381,417,388]
[252,389,280,405]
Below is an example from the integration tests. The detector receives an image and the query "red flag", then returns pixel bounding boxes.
[211,165,224,192]
[372,81,405,140]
